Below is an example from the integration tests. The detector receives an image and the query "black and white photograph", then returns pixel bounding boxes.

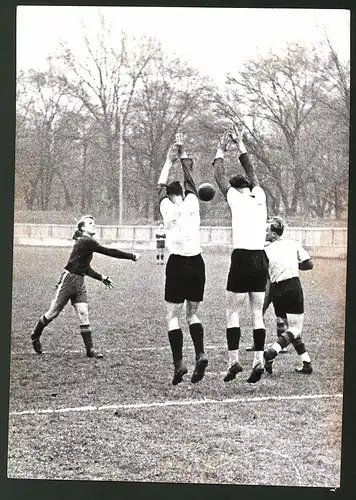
[8,5,350,488]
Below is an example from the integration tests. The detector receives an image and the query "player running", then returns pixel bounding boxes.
[263,216,313,374]
[213,126,268,383]
[158,134,208,386]
[30,215,140,358]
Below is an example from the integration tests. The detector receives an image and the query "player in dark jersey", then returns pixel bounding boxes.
[30,215,140,358]
[155,223,166,265]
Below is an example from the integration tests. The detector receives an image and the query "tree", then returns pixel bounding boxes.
[124,48,213,221]
[214,42,349,218]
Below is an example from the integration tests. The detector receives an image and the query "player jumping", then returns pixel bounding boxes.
[213,126,268,383]
[158,134,208,385]
[30,215,140,358]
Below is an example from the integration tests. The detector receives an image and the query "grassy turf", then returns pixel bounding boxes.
[7,247,346,486]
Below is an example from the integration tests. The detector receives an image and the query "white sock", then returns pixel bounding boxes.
[272,343,282,354]
[301,352,311,363]
[253,351,264,368]
[228,349,239,366]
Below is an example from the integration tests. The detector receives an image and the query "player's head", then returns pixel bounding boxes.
[266,216,285,242]
[166,181,183,204]
[73,215,96,239]
[229,174,252,192]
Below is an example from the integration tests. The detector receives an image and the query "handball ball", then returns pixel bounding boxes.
[198,183,216,202]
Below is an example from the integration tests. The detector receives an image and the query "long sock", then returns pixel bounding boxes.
[168,329,183,366]
[31,314,50,340]
[80,324,93,352]
[253,328,266,368]
[226,327,241,366]
[189,323,204,360]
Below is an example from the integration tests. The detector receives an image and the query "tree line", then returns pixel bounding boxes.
[15,16,349,225]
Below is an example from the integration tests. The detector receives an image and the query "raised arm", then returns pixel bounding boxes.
[213,130,231,199]
[176,133,197,196]
[157,144,178,203]
[230,125,259,188]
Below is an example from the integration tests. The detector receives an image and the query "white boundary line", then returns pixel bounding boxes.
[15,341,328,357]
[9,393,343,416]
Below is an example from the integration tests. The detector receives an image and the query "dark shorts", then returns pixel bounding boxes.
[156,240,165,249]
[269,277,304,316]
[227,249,268,293]
[53,270,88,310]
[165,253,205,304]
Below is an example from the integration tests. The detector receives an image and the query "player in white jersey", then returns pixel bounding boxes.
[157,135,208,386]
[263,217,313,374]
[213,127,268,384]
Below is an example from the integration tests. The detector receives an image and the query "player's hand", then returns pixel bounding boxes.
[175,132,184,146]
[103,277,114,289]
[229,123,240,144]
[132,253,141,262]
[167,144,179,163]
[217,130,232,152]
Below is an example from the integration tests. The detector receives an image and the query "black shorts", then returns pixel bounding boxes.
[227,249,268,293]
[165,253,205,304]
[270,277,304,317]
[53,270,88,310]
[156,241,165,249]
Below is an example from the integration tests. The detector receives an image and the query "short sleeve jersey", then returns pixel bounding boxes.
[227,186,267,250]
[264,239,311,283]
[159,193,201,256]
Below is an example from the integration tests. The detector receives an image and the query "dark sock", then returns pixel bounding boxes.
[292,336,307,355]
[277,331,294,350]
[253,328,266,351]
[156,254,160,261]
[189,323,204,360]
[276,319,286,337]
[80,324,93,351]
[226,327,241,351]
[168,329,183,366]
[31,314,50,340]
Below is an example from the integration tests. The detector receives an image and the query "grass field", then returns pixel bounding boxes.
[7,246,346,487]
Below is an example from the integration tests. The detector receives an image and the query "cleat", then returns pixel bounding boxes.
[295,363,313,375]
[172,364,188,385]
[86,348,103,359]
[31,338,42,355]
[245,345,255,352]
[223,361,243,382]
[280,347,288,353]
[264,347,278,362]
[191,355,208,384]
[247,364,264,383]
[264,359,273,375]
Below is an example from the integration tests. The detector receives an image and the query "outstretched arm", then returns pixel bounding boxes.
[213,130,231,199]
[93,242,138,261]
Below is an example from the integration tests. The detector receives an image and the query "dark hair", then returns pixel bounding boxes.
[166,181,183,197]
[72,215,94,240]
[268,216,285,236]
[229,174,252,190]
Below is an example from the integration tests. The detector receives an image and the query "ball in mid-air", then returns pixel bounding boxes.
[198,183,216,202]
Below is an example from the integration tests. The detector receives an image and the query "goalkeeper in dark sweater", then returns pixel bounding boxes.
[30,215,140,358]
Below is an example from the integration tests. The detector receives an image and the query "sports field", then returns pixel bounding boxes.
[7,246,346,487]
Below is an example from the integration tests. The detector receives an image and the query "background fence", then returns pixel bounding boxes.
[13,224,348,258]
